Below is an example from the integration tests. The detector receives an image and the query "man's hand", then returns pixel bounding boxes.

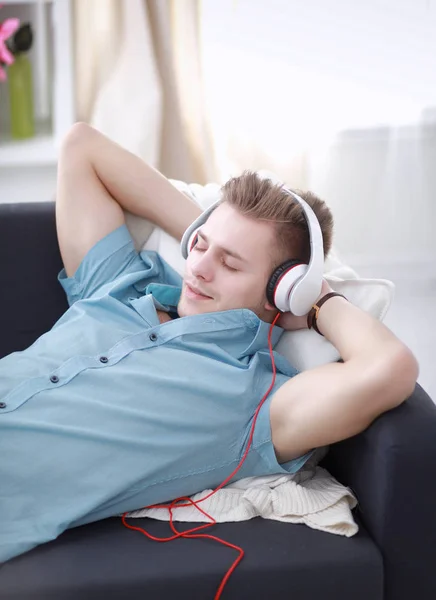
[277,279,333,331]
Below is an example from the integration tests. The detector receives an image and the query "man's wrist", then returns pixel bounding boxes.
[307,292,348,335]
[315,294,351,342]
[306,279,333,334]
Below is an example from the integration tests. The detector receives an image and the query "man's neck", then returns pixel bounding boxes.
[156,310,173,324]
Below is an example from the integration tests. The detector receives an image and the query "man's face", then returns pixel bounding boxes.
[178,203,278,321]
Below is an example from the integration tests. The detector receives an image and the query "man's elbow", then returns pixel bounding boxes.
[59,122,97,166]
[375,343,419,411]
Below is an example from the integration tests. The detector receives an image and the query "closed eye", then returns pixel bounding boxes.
[194,245,239,272]
[221,259,239,272]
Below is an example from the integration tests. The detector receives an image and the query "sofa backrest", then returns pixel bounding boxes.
[0,202,69,359]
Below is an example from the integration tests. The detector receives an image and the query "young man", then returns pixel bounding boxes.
[0,123,418,563]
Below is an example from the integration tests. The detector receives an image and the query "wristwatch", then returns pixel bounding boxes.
[307,292,347,336]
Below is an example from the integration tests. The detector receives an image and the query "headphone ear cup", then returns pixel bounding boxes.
[267,260,308,311]
[180,199,222,259]
[189,230,199,253]
[185,228,200,256]
[181,226,200,258]
[266,260,301,305]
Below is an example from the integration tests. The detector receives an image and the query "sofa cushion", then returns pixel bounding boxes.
[0,516,383,600]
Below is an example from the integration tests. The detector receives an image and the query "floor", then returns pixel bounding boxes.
[351,263,436,402]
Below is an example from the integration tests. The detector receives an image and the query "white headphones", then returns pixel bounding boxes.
[180,182,324,316]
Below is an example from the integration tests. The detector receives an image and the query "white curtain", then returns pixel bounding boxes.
[73,0,216,182]
[199,0,436,267]
[74,0,162,164]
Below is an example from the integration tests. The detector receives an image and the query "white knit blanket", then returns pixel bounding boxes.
[126,459,358,537]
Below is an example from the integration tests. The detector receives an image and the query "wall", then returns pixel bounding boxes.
[201,0,436,273]
[308,125,436,270]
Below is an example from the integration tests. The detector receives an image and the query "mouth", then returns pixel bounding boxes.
[185,283,212,301]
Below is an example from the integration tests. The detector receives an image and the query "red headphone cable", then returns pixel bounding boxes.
[122,312,281,599]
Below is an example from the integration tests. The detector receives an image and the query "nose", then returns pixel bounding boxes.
[190,249,214,281]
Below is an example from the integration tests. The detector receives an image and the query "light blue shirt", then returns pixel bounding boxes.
[0,224,313,563]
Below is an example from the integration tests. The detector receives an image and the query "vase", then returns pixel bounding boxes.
[8,53,35,140]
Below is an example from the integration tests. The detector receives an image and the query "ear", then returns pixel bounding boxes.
[264,300,278,312]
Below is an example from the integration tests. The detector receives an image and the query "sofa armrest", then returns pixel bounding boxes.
[323,383,436,600]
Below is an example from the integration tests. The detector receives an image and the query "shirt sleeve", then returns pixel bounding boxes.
[250,391,316,475]
[57,224,181,306]
[238,358,316,479]
[252,352,315,476]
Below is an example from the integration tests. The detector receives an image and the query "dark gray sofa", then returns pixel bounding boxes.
[0,201,435,600]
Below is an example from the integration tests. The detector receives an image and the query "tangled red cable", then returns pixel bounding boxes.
[121,312,281,599]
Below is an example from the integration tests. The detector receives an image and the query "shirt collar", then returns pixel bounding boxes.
[145,283,181,312]
[239,317,284,358]
[144,282,286,359]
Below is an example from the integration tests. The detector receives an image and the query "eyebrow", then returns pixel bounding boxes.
[197,230,248,263]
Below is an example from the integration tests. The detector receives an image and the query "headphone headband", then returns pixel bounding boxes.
[181,198,222,260]
[278,186,324,315]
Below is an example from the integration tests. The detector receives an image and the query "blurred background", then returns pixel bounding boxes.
[0,0,435,397]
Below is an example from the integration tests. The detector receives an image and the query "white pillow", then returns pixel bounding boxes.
[125,179,395,371]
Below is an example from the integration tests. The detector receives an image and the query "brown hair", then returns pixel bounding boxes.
[221,170,334,266]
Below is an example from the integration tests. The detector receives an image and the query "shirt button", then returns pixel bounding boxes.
[99,356,109,363]
[50,375,59,384]
[149,332,158,342]
[0,402,6,409]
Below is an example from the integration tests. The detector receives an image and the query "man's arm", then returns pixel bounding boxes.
[56,122,202,278]
[270,289,419,462]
